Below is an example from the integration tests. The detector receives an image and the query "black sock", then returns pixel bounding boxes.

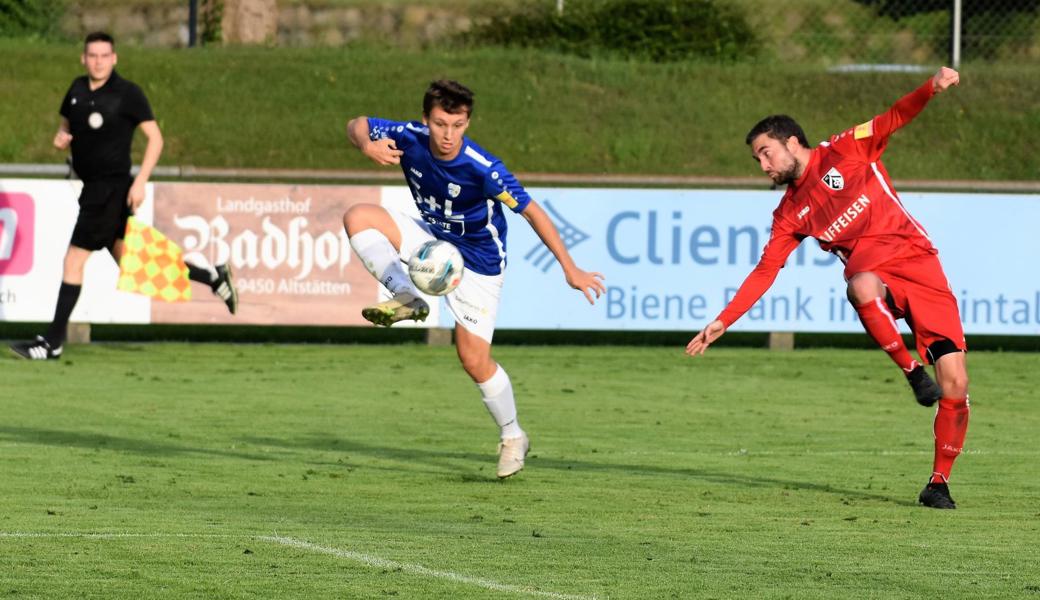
[187,263,215,287]
[44,282,82,347]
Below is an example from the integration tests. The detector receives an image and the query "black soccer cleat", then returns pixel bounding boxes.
[212,264,238,315]
[919,481,957,509]
[10,335,63,361]
[906,365,942,407]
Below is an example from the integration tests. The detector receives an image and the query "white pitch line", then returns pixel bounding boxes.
[0,533,599,600]
[260,535,600,600]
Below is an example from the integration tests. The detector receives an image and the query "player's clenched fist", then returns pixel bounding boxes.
[932,67,959,94]
[53,129,72,150]
[363,138,404,166]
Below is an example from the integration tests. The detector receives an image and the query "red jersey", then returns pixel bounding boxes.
[718,79,940,328]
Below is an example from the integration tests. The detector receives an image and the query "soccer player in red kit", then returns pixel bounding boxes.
[686,67,968,510]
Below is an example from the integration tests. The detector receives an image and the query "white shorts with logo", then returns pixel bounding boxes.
[389,210,503,343]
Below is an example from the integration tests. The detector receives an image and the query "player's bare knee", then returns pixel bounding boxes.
[62,247,90,281]
[939,373,969,399]
[457,352,485,378]
[344,204,394,237]
[343,204,369,234]
[846,272,884,304]
[456,347,492,381]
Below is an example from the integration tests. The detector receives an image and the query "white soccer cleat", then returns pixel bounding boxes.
[361,292,430,327]
[496,433,530,479]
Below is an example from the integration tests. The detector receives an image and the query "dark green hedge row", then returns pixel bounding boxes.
[465,0,759,62]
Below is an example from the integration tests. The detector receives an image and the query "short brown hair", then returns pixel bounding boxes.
[423,80,474,117]
[745,115,809,148]
[84,31,115,50]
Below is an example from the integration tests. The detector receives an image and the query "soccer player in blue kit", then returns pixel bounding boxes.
[343,80,605,478]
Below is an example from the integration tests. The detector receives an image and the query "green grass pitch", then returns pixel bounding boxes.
[2,343,1038,598]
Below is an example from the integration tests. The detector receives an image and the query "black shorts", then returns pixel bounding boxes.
[70,176,133,251]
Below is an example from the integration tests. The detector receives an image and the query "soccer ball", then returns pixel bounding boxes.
[408,240,465,296]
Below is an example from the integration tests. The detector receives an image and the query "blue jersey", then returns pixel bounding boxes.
[368,118,532,276]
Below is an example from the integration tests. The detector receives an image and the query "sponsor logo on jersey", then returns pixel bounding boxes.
[818,194,871,242]
[447,183,461,198]
[797,205,810,219]
[821,167,844,191]
[88,112,104,129]
[71,97,77,105]
[409,167,423,179]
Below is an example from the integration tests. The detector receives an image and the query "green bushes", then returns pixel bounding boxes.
[0,0,65,38]
[466,0,759,62]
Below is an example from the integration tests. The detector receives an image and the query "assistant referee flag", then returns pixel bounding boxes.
[117,217,192,302]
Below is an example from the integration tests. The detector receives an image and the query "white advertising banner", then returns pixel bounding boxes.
[0,178,151,324]
[498,188,1040,335]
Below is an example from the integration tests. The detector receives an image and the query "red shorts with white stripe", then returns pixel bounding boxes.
[859,254,967,364]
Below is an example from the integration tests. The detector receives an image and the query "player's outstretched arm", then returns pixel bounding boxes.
[53,118,72,150]
[346,116,402,166]
[521,200,605,304]
[932,66,959,94]
[686,320,726,357]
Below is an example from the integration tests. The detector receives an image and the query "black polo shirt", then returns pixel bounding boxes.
[59,71,154,182]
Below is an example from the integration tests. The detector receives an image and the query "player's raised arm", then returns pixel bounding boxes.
[878,67,958,135]
[843,66,960,160]
[520,199,605,305]
[346,116,403,166]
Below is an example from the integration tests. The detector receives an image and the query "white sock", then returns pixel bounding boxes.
[348,229,416,296]
[477,364,523,440]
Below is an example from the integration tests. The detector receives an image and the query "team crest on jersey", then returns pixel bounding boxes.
[447,182,461,198]
[821,167,844,191]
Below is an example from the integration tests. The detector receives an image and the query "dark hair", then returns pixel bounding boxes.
[745,115,809,148]
[84,31,115,50]
[423,80,474,117]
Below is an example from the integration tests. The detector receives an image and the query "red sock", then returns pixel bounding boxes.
[931,397,970,483]
[855,298,918,373]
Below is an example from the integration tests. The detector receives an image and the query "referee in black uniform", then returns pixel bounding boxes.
[11,32,237,361]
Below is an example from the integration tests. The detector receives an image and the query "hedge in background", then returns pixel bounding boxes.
[466,0,759,62]
[0,0,66,38]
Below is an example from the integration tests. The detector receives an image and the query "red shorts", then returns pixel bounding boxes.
[861,255,967,364]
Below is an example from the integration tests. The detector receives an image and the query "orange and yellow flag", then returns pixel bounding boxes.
[117,217,192,302]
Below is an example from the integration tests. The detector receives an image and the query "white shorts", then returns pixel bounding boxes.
[389,210,503,343]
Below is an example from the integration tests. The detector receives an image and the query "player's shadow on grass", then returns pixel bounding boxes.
[0,425,274,462]
[242,434,917,507]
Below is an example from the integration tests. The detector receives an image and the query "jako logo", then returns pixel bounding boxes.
[523,200,588,273]
[0,192,34,276]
